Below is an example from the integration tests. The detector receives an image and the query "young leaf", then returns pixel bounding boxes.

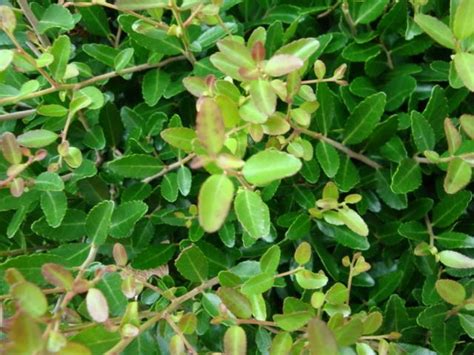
[217,287,252,319]
[242,150,302,186]
[11,281,48,318]
[249,79,276,116]
[355,0,390,25]
[17,130,58,148]
[175,245,208,282]
[260,245,281,274]
[234,190,270,240]
[414,14,456,49]
[460,114,474,139]
[435,279,466,305]
[86,200,115,246]
[49,35,71,81]
[265,54,303,76]
[444,118,462,154]
[343,93,386,144]
[37,4,74,33]
[160,127,196,153]
[454,52,474,91]
[198,174,234,233]
[241,272,274,295]
[224,326,247,355]
[337,207,369,237]
[438,250,474,269]
[196,97,225,156]
[307,319,338,355]
[270,332,293,355]
[444,158,472,194]
[86,288,109,323]
[275,38,320,61]
[453,0,474,40]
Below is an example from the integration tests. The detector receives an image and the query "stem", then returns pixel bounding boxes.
[379,41,394,70]
[105,277,219,354]
[317,1,341,19]
[0,55,187,106]
[142,153,196,183]
[235,319,277,327]
[342,1,357,36]
[183,3,204,27]
[275,267,303,279]
[425,215,435,248]
[170,1,196,64]
[294,125,383,169]
[5,31,58,88]
[0,109,36,121]
[17,0,51,47]
[165,315,197,355]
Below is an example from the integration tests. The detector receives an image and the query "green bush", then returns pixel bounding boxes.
[0,0,473,354]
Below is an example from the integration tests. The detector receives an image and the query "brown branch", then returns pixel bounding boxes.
[0,55,187,106]
[17,0,51,47]
[0,109,36,122]
[142,153,196,183]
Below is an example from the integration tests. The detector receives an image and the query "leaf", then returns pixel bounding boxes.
[160,127,196,153]
[315,83,334,135]
[307,319,338,355]
[116,0,168,10]
[316,141,340,178]
[196,97,225,156]
[295,270,328,289]
[270,332,293,355]
[32,209,86,242]
[198,174,234,233]
[234,190,270,240]
[86,200,115,246]
[414,14,456,49]
[460,114,474,139]
[390,158,422,194]
[337,208,369,237]
[249,79,276,116]
[438,250,474,269]
[0,49,13,72]
[355,0,389,24]
[459,314,474,339]
[260,245,281,274]
[142,69,170,106]
[454,52,474,91]
[224,326,247,355]
[242,150,302,186]
[410,111,435,152]
[431,318,462,355]
[11,281,48,318]
[343,92,386,144]
[435,279,466,305]
[342,43,381,62]
[453,0,474,40]
[265,54,303,76]
[41,191,67,228]
[217,38,255,69]
[37,4,74,33]
[175,245,209,282]
[444,158,472,194]
[177,166,192,196]
[241,272,274,296]
[70,325,120,354]
[35,172,64,191]
[217,287,252,319]
[161,173,178,202]
[273,311,312,332]
[110,201,148,238]
[96,273,127,317]
[86,288,109,323]
[108,154,163,179]
[49,35,71,82]
[368,271,403,306]
[131,244,176,269]
[275,38,320,61]
[17,129,58,148]
[432,190,472,227]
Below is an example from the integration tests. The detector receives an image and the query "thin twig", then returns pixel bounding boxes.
[142,153,196,183]
[17,0,51,47]
[165,315,198,355]
[0,109,36,121]
[293,125,383,169]
[0,55,187,106]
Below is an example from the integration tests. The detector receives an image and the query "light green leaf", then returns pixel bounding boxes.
[37,104,68,117]
[241,272,274,295]
[275,38,320,61]
[414,14,456,49]
[37,4,74,33]
[177,166,192,196]
[273,311,312,332]
[0,49,13,72]
[217,38,256,69]
[390,158,422,194]
[444,158,472,194]
[343,92,386,144]
[435,279,466,305]
[337,207,369,237]
[224,326,247,355]
[453,0,474,40]
[270,332,293,355]
[35,172,64,192]
[17,129,58,148]
[295,270,328,289]
[460,114,474,139]
[86,200,115,246]
[40,191,67,228]
[161,173,179,203]
[196,97,225,156]
[198,174,234,233]
[108,154,163,179]
[438,250,474,269]
[454,52,474,92]
[249,79,276,117]
[142,69,170,106]
[217,287,252,319]
[110,201,148,238]
[49,35,71,82]
[234,190,270,240]
[307,319,338,355]
[459,314,474,338]
[11,281,48,318]
[175,245,208,282]
[410,111,435,152]
[242,150,302,186]
[116,0,168,10]
[260,245,280,274]
[160,127,196,153]
[265,54,303,76]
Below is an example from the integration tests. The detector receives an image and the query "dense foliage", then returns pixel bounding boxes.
[0,0,474,354]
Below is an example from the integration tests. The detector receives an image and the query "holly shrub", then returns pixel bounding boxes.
[0,0,474,354]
